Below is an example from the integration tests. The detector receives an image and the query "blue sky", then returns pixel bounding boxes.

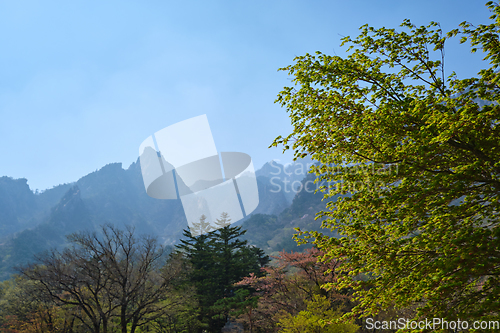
[0,0,493,191]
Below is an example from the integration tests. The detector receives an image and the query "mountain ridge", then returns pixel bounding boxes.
[0,156,328,280]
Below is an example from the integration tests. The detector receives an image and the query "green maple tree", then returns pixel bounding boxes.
[272,1,500,322]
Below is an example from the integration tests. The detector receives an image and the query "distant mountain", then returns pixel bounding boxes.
[0,157,311,280]
[241,170,340,254]
[256,156,314,204]
[0,186,94,278]
[0,177,72,238]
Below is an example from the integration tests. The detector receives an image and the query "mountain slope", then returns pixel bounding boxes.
[241,171,340,253]
[0,177,73,238]
[0,186,93,279]
[0,158,298,280]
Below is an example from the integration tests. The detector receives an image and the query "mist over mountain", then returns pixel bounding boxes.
[256,155,314,204]
[0,156,327,280]
[0,177,72,237]
[241,170,340,253]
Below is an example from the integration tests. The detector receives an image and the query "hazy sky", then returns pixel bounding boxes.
[0,0,492,191]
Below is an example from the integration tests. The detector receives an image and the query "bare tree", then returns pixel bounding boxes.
[19,224,183,333]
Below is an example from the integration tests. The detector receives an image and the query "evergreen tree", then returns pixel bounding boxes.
[176,213,270,332]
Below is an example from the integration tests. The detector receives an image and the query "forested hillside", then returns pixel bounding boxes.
[0,157,324,280]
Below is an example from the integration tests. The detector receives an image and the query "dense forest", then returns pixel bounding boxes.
[0,216,362,333]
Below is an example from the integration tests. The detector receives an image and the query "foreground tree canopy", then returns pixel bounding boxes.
[272,1,500,322]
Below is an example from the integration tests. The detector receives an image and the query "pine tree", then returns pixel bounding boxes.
[176,213,270,332]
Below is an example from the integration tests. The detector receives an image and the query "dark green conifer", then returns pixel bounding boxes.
[176,213,270,332]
